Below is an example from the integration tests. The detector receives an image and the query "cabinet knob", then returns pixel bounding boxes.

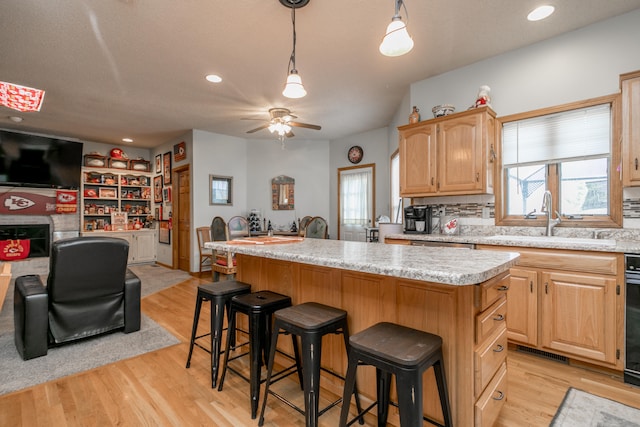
[636,158,638,170]
[493,314,505,321]
[497,285,509,291]
[493,391,505,401]
[431,177,434,186]
[476,172,480,182]
[493,344,504,353]
[530,281,533,293]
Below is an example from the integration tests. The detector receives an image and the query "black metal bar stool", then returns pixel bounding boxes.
[258,302,364,427]
[338,322,453,427]
[185,280,251,388]
[217,290,302,419]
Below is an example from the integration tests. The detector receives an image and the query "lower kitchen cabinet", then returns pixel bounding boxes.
[478,245,624,370]
[81,230,157,264]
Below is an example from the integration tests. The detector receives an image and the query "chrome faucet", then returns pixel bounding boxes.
[541,190,561,236]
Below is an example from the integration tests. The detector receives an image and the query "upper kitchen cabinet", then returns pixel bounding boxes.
[398,106,497,197]
[622,70,640,186]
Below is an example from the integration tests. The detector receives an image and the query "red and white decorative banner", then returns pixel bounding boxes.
[0,239,31,261]
[0,192,57,215]
[55,190,78,213]
[0,81,45,112]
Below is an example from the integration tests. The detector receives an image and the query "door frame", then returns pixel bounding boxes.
[337,163,376,241]
[171,164,190,270]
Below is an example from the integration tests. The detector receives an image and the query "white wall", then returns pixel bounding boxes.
[406,9,640,141]
[329,127,390,239]
[246,138,331,232]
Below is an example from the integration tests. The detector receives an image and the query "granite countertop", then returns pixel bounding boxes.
[384,233,640,253]
[206,239,519,286]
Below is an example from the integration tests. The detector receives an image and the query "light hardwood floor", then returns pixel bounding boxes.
[1,275,639,426]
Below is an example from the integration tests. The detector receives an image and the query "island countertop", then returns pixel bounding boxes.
[206,238,519,286]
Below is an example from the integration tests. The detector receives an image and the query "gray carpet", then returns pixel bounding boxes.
[551,388,640,427]
[0,264,192,396]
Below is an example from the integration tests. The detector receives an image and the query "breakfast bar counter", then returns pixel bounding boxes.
[206,239,519,426]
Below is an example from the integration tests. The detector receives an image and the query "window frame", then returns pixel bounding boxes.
[494,94,622,228]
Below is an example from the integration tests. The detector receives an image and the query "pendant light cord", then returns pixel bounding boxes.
[288,4,297,73]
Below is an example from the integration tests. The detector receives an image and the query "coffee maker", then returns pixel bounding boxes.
[404,205,433,234]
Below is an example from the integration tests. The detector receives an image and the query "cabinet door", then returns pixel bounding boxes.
[507,268,538,346]
[622,75,640,185]
[399,124,437,195]
[540,271,617,364]
[134,232,157,263]
[437,113,484,193]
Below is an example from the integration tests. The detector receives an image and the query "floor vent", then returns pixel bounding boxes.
[516,345,568,364]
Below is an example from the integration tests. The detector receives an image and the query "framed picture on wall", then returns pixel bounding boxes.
[163,151,172,185]
[159,220,170,244]
[153,176,163,203]
[155,154,162,174]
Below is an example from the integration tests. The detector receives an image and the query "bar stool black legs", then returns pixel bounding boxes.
[339,322,453,427]
[185,281,251,388]
[217,290,301,419]
[258,302,363,427]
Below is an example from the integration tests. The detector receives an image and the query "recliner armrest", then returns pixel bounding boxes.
[14,275,48,360]
[123,269,141,333]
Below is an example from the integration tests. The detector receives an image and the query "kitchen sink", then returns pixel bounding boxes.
[485,235,617,249]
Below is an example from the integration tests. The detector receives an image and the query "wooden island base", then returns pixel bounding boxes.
[235,254,510,427]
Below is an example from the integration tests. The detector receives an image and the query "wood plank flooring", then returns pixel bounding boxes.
[1,275,639,426]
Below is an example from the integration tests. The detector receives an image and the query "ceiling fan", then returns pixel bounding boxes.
[244,107,321,139]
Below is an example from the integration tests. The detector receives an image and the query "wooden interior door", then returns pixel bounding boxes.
[174,166,190,272]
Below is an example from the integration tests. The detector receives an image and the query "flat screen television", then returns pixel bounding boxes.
[0,130,83,189]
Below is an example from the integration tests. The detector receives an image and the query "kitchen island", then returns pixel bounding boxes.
[206,238,519,426]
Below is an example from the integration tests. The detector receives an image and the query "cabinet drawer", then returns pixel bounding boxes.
[476,296,507,344]
[475,362,507,427]
[475,325,507,396]
[478,271,510,311]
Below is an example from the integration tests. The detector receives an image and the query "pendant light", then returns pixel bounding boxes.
[379,0,414,57]
[281,0,309,98]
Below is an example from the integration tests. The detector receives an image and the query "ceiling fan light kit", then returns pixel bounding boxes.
[380,0,414,57]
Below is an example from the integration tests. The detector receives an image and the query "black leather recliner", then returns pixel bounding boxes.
[13,236,141,360]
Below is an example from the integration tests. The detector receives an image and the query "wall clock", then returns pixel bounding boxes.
[348,145,363,164]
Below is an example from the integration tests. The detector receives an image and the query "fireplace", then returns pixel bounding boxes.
[0,224,50,258]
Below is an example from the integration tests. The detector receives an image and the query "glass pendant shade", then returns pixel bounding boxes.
[282,70,307,99]
[379,17,414,57]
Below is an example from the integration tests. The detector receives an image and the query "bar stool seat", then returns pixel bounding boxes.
[217,290,302,419]
[339,322,453,427]
[258,302,363,427]
[185,280,251,388]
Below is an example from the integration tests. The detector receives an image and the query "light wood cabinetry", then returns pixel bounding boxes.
[621,70,640,186]
[478,245,624,370]
[398,106,496,197]
[235,253,510,427]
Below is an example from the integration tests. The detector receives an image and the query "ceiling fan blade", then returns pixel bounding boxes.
[289,121,321,130]
[246,123,270,133]
[285,130,295,138]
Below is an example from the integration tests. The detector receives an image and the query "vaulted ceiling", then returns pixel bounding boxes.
[2,1,640,148]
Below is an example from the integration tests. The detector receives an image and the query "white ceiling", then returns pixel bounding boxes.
[2,0,640,148]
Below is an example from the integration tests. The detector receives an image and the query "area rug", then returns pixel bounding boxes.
[0,264,191,395]
[550,387,640,427]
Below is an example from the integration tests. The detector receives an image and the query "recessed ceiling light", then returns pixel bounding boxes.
[122,137,133,143]
[205,74,222,83]
[8,116,23,123]
[527,5,555,21]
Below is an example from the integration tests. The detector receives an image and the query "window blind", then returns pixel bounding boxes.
[502,103,611,167]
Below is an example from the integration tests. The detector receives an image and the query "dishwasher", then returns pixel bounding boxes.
[625,254,640,387]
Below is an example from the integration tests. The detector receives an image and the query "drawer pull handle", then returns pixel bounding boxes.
[497,285,509,291]
[493,344,504,353]
[493,391,505,401]
[493,314,505,321]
